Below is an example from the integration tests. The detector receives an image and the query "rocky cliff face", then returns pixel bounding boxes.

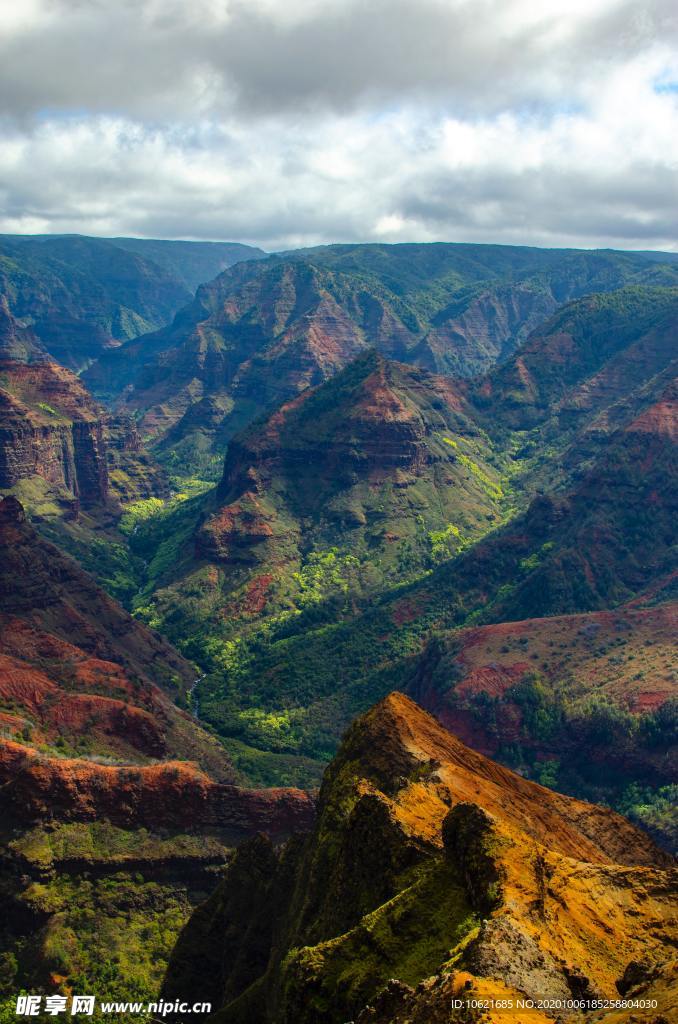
[0,361,109,508]
[0,296,46,362]
[0,495,204,743]
[105,413,170,501]
[163,693,676,1024]
[0,742,313,839]
[0,359,170,515]
[198,352,496,569]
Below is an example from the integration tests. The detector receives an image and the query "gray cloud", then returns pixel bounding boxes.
[1,0,677,121]
[0,0,677,250]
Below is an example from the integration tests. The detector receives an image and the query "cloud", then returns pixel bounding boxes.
[0,0,677,250]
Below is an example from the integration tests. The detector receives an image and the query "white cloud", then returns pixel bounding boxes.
[0,0,677,250]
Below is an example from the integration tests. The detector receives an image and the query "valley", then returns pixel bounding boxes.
[0,237,675,1020]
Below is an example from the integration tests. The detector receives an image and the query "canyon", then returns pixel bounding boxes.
[0,238,675,1018]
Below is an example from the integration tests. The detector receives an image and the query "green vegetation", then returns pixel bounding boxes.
[617,784,678,850]
[38,517,145,607]
[293,549,361,607]
[0,822,230,1018]
[119,497,166,535]
[9,822,226,868]
[282,860,476,1019]
[428,523,465,562]
[457,452,504,499]
[28,873,190,1007]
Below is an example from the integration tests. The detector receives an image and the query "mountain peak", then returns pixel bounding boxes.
[331,692,668,868]
[164,692,675,1024]
[194,352,499,599]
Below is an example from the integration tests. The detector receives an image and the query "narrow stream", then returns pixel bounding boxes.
[186,674,205,719]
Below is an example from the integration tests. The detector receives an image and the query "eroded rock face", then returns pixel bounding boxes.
[162,693,676,1024]
[0,360,109,507]
[195,351,497,583]
[0,296,47,362]
[0,742,314,839]
[0,496,316,841]
[105,413,170,501]
[0,359,172,512]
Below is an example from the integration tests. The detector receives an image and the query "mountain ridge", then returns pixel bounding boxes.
[83,242,678,477]
[163,692,676,1024]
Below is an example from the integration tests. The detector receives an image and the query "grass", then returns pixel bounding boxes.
[0,822,231,1017]
[281,859,477,1021]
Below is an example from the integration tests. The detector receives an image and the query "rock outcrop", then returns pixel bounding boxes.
[0,360,109,508]
[193,351,497,580]
[0,742,313,839]
[163,693,676,1024]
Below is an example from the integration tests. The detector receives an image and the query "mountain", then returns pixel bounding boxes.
[108,238,267,293]
[163,693,676,1024]
[0,234,265,372]
[0,351,181,609]
[473,285,678,495]
[84,242,678,477]
[0,495,313,1002]
[209,372,676,783]
[190,351,503,617]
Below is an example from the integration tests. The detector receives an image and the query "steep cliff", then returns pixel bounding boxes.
[163,694,676,1024]
[0,359,169,518]
[0,296,46,362]
[0,360,108,509]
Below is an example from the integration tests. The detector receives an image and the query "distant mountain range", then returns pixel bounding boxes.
[83,242,678,477]
[0,234,265,370]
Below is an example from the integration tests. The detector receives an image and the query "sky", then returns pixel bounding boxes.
[0,0,677,251]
